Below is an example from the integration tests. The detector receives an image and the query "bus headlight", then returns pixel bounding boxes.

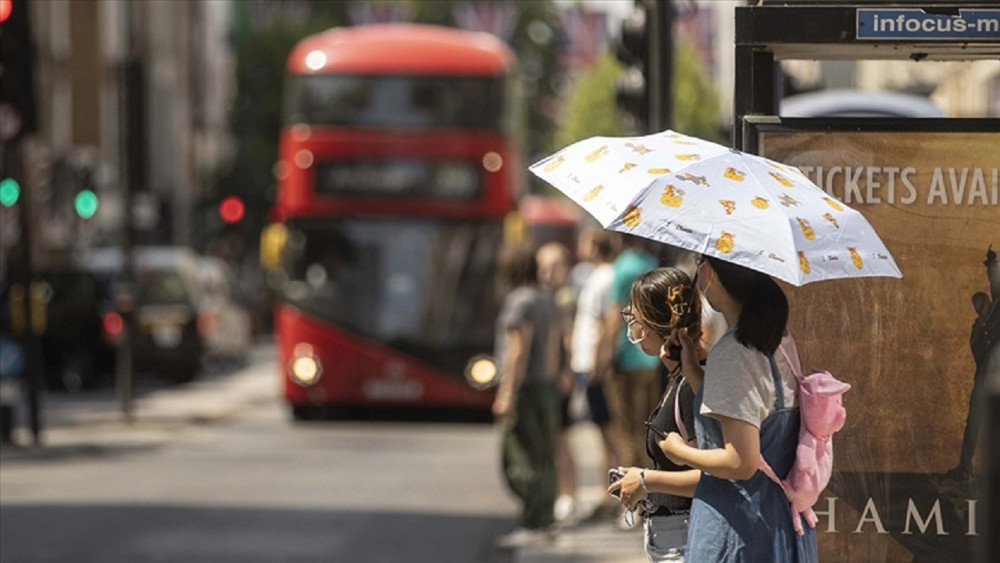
[289,343,322,386]
[464,354,498,390]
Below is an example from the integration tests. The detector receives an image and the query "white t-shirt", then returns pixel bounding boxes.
[570,263,615,374]
[699,328,800,429]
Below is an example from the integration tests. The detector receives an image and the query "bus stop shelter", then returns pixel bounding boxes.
[732,3,999,563]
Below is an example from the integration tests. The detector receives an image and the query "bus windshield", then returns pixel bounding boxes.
[284,74,506,129]
[275,218,501,372]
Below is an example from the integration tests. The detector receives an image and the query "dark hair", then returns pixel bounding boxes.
[591,231,620,262]
[498,243,538,289]
[706,256,788,354]
[629,267,701,338]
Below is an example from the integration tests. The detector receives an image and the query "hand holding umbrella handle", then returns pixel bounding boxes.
[661,327,705,388]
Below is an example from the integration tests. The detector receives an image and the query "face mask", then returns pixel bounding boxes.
[696,261,718,312]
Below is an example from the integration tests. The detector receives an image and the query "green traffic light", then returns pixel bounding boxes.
[74,189,99,218]
[0,178,20,208]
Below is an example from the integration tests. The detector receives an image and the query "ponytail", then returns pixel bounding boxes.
[706,257,788,354]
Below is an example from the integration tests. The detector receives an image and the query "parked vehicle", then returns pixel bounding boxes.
[78,246,205,383]
[196,256,253,367]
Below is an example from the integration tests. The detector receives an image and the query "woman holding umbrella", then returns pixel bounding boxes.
[613,257,817,561]
[660,256,817,561]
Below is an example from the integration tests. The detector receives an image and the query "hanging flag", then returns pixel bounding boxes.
[348,2,413,26]
[558,7,608,70]
[451,1,519,44]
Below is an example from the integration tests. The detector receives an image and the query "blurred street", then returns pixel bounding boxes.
[0,339,648,563]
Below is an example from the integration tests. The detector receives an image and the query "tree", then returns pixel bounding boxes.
[550,53,630,154]
[551,36,723,157]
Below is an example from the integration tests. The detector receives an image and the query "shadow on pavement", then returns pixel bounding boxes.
[0,504,515,563]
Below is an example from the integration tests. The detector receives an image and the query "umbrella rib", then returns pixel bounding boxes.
[738,152,799,261]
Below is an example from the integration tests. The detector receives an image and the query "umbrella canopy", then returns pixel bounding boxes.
[529,130,902,286]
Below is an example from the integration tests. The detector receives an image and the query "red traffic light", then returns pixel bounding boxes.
[0,0,12,24]
[219,196,245,224]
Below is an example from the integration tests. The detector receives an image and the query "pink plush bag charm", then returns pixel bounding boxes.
[758,342,851,536]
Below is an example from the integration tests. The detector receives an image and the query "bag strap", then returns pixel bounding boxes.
[777,340,804,384]
[673,378,693,444]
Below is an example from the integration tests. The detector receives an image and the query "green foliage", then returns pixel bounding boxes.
[672,39,723,143]
[550,37,723,153]
[550,54,629,153]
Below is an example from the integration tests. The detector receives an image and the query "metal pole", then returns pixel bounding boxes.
[5,143,42,446]
[115,1,136,421]
[652,0,673,132]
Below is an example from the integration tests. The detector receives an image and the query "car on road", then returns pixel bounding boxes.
[78,246,205,384]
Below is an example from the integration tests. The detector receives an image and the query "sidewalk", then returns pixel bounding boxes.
[512,423,651,563]
[0,345,278,454]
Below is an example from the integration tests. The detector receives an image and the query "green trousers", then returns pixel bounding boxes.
[501,380,560,529]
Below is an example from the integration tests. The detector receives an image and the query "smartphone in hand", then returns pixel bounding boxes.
[607,468,626,498]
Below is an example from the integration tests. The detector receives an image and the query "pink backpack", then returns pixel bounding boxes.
[758,342,851,536]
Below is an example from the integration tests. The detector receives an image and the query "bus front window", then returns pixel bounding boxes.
[275,219,502,374]
[284,74,506,130]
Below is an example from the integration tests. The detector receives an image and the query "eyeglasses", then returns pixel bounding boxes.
[620,306,633,324]
[622,306,646,344]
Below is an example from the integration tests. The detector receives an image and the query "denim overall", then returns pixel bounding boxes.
[685,355,818,562]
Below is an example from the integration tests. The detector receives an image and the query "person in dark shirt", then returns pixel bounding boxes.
[608,267,704,561]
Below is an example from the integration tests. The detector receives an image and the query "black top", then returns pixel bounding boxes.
[643,375,696,516]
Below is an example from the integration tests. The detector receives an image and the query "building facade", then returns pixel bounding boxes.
[23,0,234,267]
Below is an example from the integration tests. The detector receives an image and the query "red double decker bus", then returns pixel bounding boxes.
[265,24,520,419]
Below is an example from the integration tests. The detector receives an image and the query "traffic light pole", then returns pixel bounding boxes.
[115,2,137,421]
[648,0,674,132]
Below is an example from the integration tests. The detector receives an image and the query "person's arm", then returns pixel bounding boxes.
[492,323,533,418]
[658,414,760,481]
[608,467,701,509]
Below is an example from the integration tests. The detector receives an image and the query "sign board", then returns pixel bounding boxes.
[748,119,999,562]
[857,8,1000,40]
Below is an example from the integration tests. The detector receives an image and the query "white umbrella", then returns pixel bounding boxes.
[529,130,902,286]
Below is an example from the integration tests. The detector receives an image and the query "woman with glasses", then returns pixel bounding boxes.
[607,267,705,562]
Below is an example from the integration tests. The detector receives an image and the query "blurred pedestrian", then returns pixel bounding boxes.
[596,239,660,458]
[536,241,579,523]
[657,256,818,562]
[493,243,562,549]
[607,267,705,560]
[565,230,626,521]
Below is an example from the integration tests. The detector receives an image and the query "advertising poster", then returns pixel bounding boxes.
[755,125,999,562]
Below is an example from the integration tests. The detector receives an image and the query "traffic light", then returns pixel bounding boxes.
[218,195,245,224]
[0,177,19,207]
[74,189,99,219]
[615,2,651,132]
[0,0,36,143]
[614,1,673,133]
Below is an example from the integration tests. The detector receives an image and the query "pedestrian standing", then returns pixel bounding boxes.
[536,241,579,523]
[567,230,626,520]
[657,256,819,561]
[596,236,661,484]
[493,243,562,549]
[607,267,704,561]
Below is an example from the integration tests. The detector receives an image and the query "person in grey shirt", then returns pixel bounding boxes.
[493,243,562,549]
